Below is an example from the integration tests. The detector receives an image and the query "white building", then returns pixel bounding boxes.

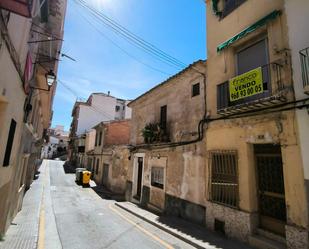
[70,92,132,136]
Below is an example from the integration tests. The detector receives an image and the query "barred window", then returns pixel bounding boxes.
[151,167,164,189]
[210,151,238,208]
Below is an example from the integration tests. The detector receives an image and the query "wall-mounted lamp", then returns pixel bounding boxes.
[30,70,56,92]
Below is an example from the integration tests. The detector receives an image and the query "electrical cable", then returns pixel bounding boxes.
[73,0,187,69]
[75,8,171,76]
[75,0,186,68]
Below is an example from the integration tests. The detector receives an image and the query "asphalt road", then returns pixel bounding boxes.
[43,160,195,249]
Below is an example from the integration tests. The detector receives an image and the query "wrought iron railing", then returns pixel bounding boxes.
[300,47,309,89]
[217,62,284,112]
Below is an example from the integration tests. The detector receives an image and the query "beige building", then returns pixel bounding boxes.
[0,0,66,235]
[204,0,309,248]
[127,60,207,223]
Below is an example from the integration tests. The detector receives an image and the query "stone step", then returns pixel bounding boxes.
[249,234,286,249]
[256,228,286,244]
[147,203,163,214]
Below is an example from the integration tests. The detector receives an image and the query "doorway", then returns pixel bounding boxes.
[135,157,143,200]
[254,144,286,236]
[102,163,109,186]
[132,155,144,201]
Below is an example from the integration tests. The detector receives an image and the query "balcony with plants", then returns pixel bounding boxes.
[141,122,170,144]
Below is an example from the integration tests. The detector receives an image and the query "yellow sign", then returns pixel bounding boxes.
[229,67,263,102]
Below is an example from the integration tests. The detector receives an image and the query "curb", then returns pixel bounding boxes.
[114,203,205,249]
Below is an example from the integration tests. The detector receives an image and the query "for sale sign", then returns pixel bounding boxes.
[229,67,263,102]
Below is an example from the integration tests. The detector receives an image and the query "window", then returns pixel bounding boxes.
[221,0,246,18]
[93,158,96,172]
[210,151,238,208]
[40,0,49,22]
[115,105,120,112]
[192,83,200,97]
[95,132,98,146]
[300,47,309,89]
[151,167,164,189]
[96,158,99,175]
[217,39,272,111]
[123,106,125,110]
[217,81,229,110]
[3,119,17,166]
[99,131,102,146]
[160,105,167,130]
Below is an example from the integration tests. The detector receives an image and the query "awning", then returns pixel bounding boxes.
[0,0,32,18]
[217,10,281,52]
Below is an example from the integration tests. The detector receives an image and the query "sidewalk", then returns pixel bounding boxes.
[0,164,45,249]
[115,201,254,249]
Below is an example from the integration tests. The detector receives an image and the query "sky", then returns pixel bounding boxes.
[52,0,206,131]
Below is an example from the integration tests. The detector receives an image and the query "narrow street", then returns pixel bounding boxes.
[32,160,197,249]
[1,160,254,249]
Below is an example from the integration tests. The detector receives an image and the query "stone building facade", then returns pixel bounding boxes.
[127,60,207,224]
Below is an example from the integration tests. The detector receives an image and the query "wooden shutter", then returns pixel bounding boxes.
[3,119,17,166]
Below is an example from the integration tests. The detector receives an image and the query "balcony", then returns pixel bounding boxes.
[217,63,287,115]
[300,47,309,94]
[141,122,169,144]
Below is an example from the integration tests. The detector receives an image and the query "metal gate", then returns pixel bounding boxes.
[255,144,286,236]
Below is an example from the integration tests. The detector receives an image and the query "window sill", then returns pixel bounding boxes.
[209,200,239,210]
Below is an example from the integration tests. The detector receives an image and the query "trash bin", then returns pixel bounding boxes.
[82,171,91,186]
[75,168,86,184]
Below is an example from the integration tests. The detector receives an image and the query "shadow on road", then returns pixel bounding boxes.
[157,215,243,249]
[63,161,76,174]
[91,185,126,202]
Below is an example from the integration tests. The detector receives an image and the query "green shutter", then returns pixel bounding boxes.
[212,0,221,17]
[217,10,281,52]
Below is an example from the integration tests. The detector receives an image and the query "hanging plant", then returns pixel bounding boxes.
[141,123,165,143]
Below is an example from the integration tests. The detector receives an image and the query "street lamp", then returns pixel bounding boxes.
[30,70,56,92]
[46,70,56,88]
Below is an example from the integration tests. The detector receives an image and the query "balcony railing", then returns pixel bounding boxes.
[300,47,309,94]
[217,63,286,115]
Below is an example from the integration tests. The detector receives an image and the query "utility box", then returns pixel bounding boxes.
[82,171,91,186]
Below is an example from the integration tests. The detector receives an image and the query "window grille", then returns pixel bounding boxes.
[209,150,238,208]
[192,83,200,97]
[151,167,164,189]
[115,105,120,112]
